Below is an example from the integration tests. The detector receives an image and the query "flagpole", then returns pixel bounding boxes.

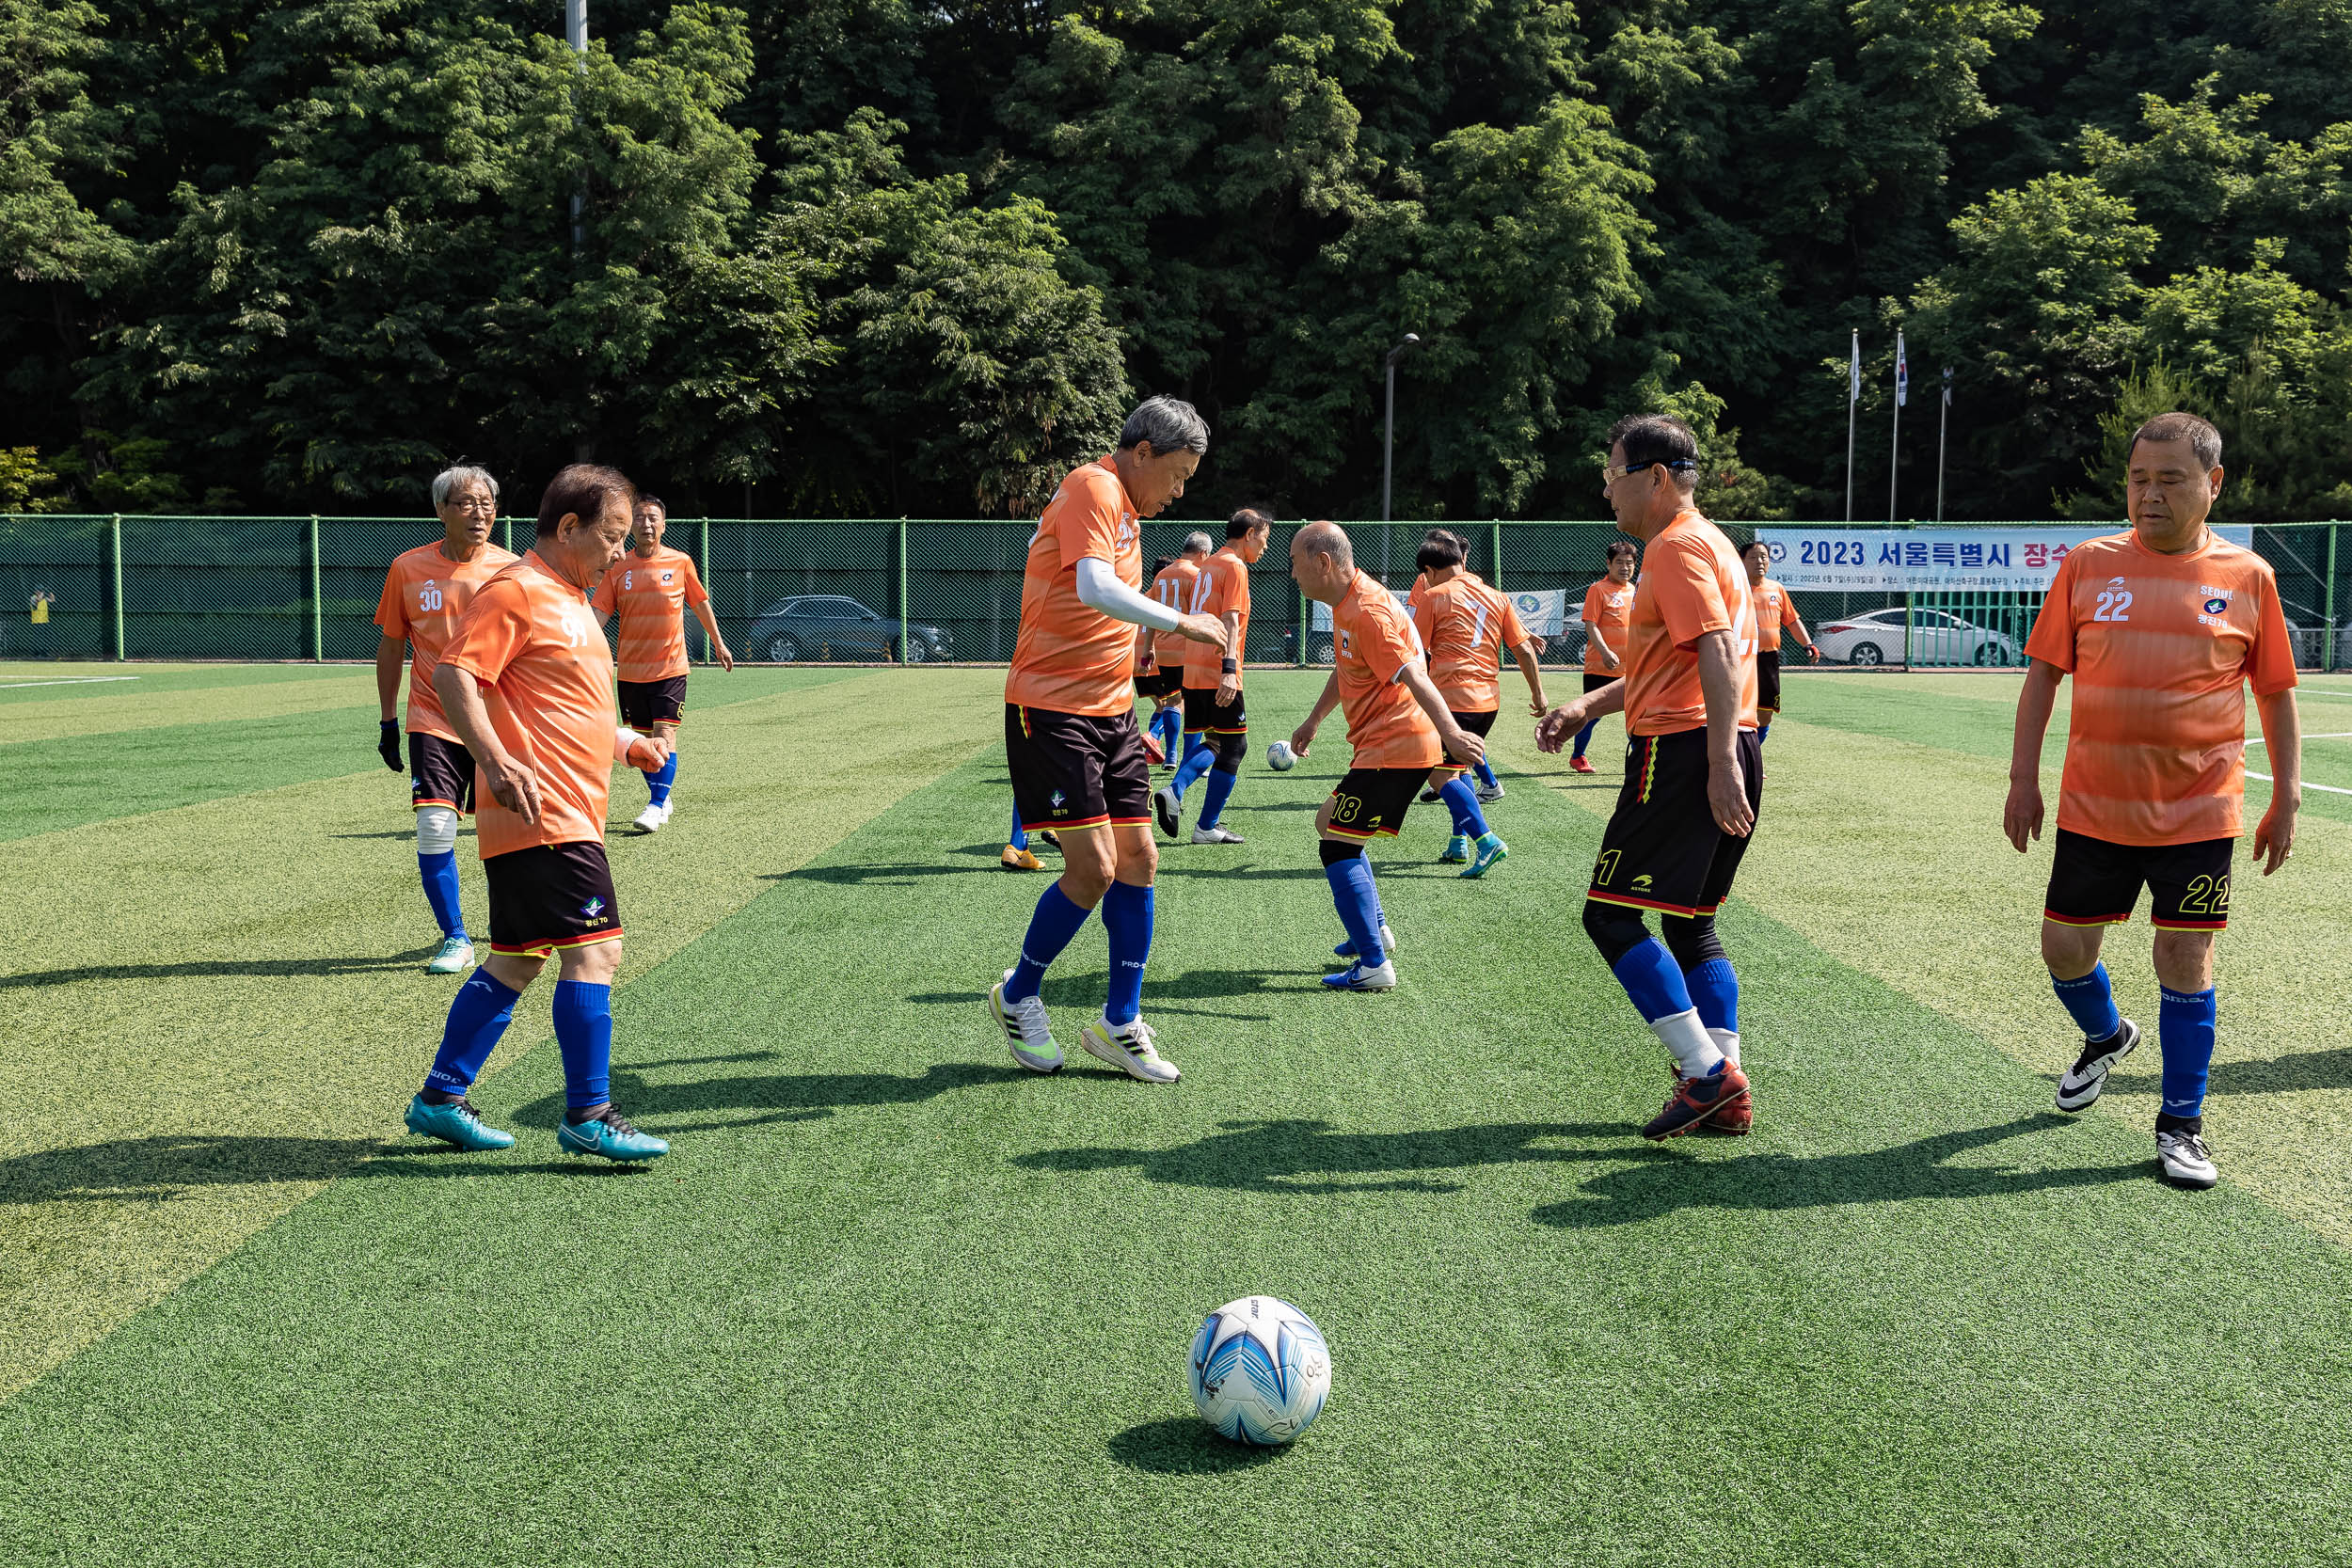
[1936,368,1952,523]
[1845,328,1859,523]
[1888,328,1905,523]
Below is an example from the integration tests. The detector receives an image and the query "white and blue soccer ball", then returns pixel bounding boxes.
[1188,1296,1331,1445]
[1264,739,1297,772]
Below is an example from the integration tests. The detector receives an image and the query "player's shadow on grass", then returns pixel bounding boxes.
[2106,1047,2352,1096]
[0,1133,384,1204]
[908,970,1301,1017]
[1534,1113,2137,1227]
[511,1056,1026,1132]
[1108,1417,1283,1475]
[1016,1118,1629,1194]
[771,863,988,886]
[0,952,437,989]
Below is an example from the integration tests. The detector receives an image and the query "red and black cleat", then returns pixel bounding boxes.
[1644,1063,1751,1140]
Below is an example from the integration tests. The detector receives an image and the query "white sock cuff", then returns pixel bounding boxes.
[416,806,460,857]
[1707,1026,1741,1068]
[1650,1008,1724,1077]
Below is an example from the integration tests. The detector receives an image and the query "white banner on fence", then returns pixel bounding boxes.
[1309,587,1414,632]
[1756,526,2254,592]
[1311,586,1570,634]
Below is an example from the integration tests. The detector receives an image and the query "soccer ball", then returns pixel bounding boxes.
[1188,1296,1331,1445]
[1265,739,1296,771]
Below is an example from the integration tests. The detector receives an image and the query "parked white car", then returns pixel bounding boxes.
[1813,608,2023,666]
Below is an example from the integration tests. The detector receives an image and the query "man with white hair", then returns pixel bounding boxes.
[374,465,517,974]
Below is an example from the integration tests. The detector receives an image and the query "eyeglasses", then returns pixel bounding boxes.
[1600,458,1697,485]
[447,497,497,515]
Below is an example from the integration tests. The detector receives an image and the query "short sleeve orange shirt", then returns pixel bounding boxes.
[374,541,519,740]
[1148,558,1201,671]
[2024,530,2297,847]
[1621,511,1759,737]
[1181,547,1253,689]
[589,545,708,682]
[1415,573,1527,712]
[1005,459,1143,717]
[1754,577,1803,654]
[1332,570,1441,769]
[1581,579,1634,673]
[437,552,619,860]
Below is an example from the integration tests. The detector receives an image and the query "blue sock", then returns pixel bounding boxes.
[1611,938,1696,1022]
[1473,759,1499,790]
[1009,804,1027,852]
[2052,963,2122,1041]
[1438,776,1488,838]
[2158,985,2217,1120]
[1685,958,1739,1034]
[424,971,519,1096]
[419,849,467,941]
[1324,858,1387,966]
[1170,735,1215,800]
[1571,720,1598,758]
[1199,766,1239,830]
[552,979,613,1110]
[1100,881,1153,1025]
[1005,883,1092,1003]
[645,751,678,807]
[1757,722,1772,743]
[1153,708,1181,760]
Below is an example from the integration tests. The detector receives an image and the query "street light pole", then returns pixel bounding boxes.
[1381,333,1420,584]
[1936,367,1953,523]
[567,0,588,254]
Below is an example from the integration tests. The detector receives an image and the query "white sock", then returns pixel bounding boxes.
[1650,1008,1724,1078]
[1708,1026,1740,1068]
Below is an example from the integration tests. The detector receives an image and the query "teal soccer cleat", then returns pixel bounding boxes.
[557,1107,670,1163]
[423,935,475,974]
[405,1093,516,1151]
[1438,833,1470,863]
[1460,833,1508,879]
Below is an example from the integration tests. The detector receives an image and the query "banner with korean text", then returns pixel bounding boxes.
[1756,526,2254,592]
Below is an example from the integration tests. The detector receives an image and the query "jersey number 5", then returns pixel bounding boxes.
[2092,590,2133,622]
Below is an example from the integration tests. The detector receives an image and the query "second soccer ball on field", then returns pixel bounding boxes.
[1265,740,1296,771]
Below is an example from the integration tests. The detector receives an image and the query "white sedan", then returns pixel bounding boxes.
[1813,608,2023,667]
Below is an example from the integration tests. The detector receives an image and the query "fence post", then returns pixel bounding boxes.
[1295,575,1308,668]
[2327,521,2340,673]
[110,514,124,660]
[699,515,711,663]
[309,515,324,661]
[1489,521,1503,591]
[1902,594,1914,672]
[898,517,910,666]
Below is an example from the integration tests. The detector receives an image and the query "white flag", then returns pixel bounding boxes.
[1849,330,1861,404]
[1895,330,1909,408]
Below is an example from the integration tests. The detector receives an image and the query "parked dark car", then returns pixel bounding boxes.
[744,595,951,663]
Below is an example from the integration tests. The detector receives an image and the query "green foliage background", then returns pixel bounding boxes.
[5,0,2351,520]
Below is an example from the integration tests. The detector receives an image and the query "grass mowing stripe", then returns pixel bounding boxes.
[2,713,2349,1564]
[0,669,1004,1399]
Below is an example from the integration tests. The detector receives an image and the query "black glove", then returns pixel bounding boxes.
[378,720,405,772]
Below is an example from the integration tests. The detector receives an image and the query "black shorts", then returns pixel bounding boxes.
[1135,669,1182,700]
[1756,650,1783,716]
[1582,672,1617,694]
[1007,703,1152,833]
[618,675,688,729]
[1325,767,1427,842]
[1586,727,1765,918]
[2044,829,2233,931]
[1432,708,1497,774]
[409,732,475,815]
[1183,684,1247,735]
[483,841,623,958]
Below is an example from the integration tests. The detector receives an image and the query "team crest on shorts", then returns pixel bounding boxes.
[1049,789,1068,816]
[580,895,609,924]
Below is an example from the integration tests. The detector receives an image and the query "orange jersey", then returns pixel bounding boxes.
[1148,558,1202,671]
[1411,572,1528,713]
[1331,569,1440,769]
[1754,577,1804,654]
[1581,578,1634,673]
[1005,458,1143,717]
[1622,511,1758,737]
[374,541,520,740]
[1182,547,1253,688]
[2024,531,2297,846]
[438,551,619,860]
[589,545,708,682]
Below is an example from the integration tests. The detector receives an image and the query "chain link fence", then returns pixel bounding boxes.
[2,514,2346,672]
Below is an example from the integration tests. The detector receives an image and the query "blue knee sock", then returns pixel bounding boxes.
[1153,708,1181,760]
[1684,958,1739,1034]
[1005,883,1092,1003]
[1757,721,1772,743]
[2052,963,2122,1041]
[424,972,519,1096]
[1571,720,1598,758]
[1324,858,1387,967]
[552,979,613,1110]
[1611,938,1696,1022]
[1170,736,1215,799]
[1198,766,1240,830]
[645,751,678,807]
[1438,776,1488,838]
[2158,985,2217,1121]
[1009,804,1027,852]
[1100,881,1153,1025]
[419,850,467,941]
[1473,758,1499,790]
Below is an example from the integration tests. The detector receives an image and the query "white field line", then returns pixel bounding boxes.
[0,676,142,690]
[2249,771,2352,796]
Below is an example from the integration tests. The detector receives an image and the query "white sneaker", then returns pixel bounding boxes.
[1320,959,1397,992]
[2055,1019,2139,1112]
[1190,824,1246,845]
[990,970,1063,1074]
[423,935,474,975]
[2155,1127,2218,1188]
[631,801,667,833]
[1475,781,1505,803]
[1152,785,1182,838]
[1079,1014,1180,1083]
[1332,924,1397,962]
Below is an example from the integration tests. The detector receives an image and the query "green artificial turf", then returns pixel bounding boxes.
[4,685,2352,1565]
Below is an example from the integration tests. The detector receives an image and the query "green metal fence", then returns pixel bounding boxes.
[1,515,2345,671]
